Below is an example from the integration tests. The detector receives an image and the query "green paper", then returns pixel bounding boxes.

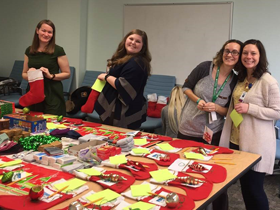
[78,168,101,176]
[134,138,147,146]
[91,79,106,92]
[109,155,127,164]
[157,143,175,151]
[149,169,177,182]
[0,159,22,168]
[132,148,150,154]
[184,152,205,160]
[43,115,57,119]
[230,109,243,127]
[131,184,151,197]
[86,189,120,205]
[54,178,86,192]
[124,201,155,210]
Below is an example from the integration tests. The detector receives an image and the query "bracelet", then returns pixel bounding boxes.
[196,98,201,104]
[51,74,56,80]
[104,74,110,82]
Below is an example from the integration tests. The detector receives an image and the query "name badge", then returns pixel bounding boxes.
[239,91,247,102]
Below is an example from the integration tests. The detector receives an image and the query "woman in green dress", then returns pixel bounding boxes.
[22,19,70,116]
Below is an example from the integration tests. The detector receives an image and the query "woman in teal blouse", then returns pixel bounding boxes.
[22,19,70,116]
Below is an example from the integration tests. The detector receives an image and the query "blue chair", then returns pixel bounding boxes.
[9,60,24,84]
[67,70,103,120]
[61,66,75,101]
[140,74,176,131]
[275,120,280,171]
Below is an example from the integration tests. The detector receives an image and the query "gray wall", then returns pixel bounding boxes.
[1,0,280,87]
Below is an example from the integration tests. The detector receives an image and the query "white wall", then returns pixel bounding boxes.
[1,0,280,86]
[87,0,280,85]
[0,0,47,77]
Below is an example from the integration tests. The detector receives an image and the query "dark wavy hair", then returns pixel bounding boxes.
[108,29,152,75]
[238,39,269,82]
[213,39,243,72]
[30,19,56,54]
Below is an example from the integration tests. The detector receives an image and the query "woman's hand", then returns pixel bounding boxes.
[235,103,249,114]
[197,99,206,111]
[97,73,107,81]
[40,67,52,79]
[203,102,216,113]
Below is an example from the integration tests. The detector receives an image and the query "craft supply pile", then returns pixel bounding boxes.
[0,107,235,210]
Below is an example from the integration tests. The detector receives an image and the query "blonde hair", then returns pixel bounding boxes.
[167,86,186,134]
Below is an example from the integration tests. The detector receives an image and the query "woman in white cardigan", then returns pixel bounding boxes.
[220,39,280,210]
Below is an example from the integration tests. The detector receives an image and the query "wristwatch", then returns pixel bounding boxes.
[105,74,110,82]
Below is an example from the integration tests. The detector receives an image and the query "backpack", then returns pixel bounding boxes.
[66,86,92,114]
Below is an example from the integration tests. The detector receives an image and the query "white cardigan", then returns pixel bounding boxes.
[220,73,280,174]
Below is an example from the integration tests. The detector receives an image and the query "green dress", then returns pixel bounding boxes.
[25,45,66,116]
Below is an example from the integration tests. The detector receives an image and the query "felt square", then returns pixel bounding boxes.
[157,143,175,151]
[230,109,243,127]
[78,168,101,176]
[124,201,155,210]
[109,155,127,164]
[132,148,150,154]
[131,184,151,197]
[54,178,86,193]
[134,138,148,146]
[86,189,120,205]
[149,169,176,182]
[91,79,106,92]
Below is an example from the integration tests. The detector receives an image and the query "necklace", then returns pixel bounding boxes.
[245,77,254,90]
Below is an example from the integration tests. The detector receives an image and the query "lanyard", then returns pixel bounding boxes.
[212,66,231,102]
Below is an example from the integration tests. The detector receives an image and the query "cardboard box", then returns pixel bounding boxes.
[3,114,46,133]
[68,140,107,157]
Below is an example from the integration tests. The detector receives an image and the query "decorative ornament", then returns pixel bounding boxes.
[245,82,254,90]
[189,163,207,172]
[198,147,208,156]
[29,185,44,200]
[165,192,180,208]
[176,176,205,185]
[1,171,14,183]
[22,107,30,114]
[68,201,84,210]
[57,115,63,122]
[100,173,127,182]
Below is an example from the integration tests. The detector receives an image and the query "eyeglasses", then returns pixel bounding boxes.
[223,49,240,56]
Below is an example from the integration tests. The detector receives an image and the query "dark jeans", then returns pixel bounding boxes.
[177,130,228,210]
[240,170,269,210]
[230,142,269,210]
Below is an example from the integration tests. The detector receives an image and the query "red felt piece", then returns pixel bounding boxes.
[169,139,204,148]
[82,121,102,127]
[200,145,234,155]
[141,187,195,210]
[0,194,72,210]
[89,170,135,193]
[185,162,227,183]
[19,70,44,107]
[118,161,158,180]
[144,150,180,166]
[168,172,213,201]
[81,89,100,113]
[147,101,157,117]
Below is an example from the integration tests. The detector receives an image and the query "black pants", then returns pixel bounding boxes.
[230,142,269,210]
[240,170,269,210]
[177,130,228,210]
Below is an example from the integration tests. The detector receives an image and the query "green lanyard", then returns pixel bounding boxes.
[212,66,231,102]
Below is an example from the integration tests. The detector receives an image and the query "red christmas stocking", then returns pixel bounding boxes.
[147,93,157,117]
[88,170,135,193]
[19,70,44,107]
[153,95,168,118]
[143,149,180,166]
[185,161,227,183]
[169,139,204,148]
[0,194,72,210]
[81,79,105,113]
[141,187,195,210]
[81,89,100,113]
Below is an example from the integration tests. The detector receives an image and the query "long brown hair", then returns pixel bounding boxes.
[213,39,243,71]
[238,39,269,82]
[30,19,56,54]
[108,29,152,75]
